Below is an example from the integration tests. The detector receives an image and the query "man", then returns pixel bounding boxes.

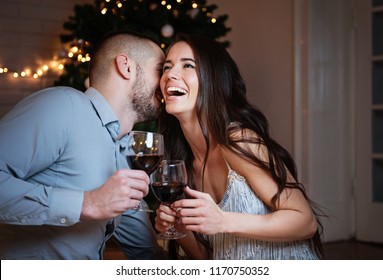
[0,31,166,259]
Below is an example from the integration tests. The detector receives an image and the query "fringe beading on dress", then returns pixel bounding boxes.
[204,169,319,260]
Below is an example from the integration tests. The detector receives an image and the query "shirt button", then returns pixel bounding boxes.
[60,218,66,224]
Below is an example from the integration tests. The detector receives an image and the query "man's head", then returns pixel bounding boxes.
[89,30,164,127]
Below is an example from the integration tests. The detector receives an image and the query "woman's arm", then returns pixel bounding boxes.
[173,139,318,242]
[221,135,318,241]
[174,179,317,242]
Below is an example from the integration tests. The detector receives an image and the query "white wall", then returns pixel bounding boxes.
[214,0,295,153]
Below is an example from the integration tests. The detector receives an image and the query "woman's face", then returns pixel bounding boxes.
[160,41,199,119]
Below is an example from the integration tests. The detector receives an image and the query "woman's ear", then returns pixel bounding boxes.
[116,54,132,79]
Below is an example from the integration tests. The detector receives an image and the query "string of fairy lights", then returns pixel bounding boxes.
[0,0,218,80]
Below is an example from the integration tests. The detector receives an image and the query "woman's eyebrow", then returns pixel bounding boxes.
[164,57,196,64]
[180,58,195,63]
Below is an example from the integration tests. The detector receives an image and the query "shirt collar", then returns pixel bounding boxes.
[85,87,120,141]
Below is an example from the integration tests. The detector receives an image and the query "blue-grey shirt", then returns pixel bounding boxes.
[0,86,165,259]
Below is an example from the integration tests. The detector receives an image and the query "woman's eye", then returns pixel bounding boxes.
[162,65,171,72]
[184,63,195,69]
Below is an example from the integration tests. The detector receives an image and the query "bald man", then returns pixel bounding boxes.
[0,31,166,259]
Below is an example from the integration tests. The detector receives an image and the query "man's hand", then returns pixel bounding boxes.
[80,169,149,220]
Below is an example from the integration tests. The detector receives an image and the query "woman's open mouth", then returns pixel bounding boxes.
[166,86,188,96]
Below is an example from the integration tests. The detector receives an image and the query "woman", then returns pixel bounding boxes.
[155,34,324,260]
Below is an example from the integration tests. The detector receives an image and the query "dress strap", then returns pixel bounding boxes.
[223,157,232,171]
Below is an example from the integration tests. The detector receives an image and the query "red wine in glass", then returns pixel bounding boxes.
[126,154,163,175]
[151,181,186,204]
[151,160,187,239]
[126,131,164,212]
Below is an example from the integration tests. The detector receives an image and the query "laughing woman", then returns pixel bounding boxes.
[155,34,325,260]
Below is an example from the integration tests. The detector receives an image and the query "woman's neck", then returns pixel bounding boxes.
[179,119,220,164]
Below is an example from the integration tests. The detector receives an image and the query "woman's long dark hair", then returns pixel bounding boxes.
[158,34,325,259]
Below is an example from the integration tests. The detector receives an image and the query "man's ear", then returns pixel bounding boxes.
[116,54,132,79]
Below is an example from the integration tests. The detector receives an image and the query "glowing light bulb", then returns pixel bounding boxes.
[167,4,171,9]
[101,8,107,14]
[211,17,217,23]
[192,3,198,8]
[13,72,19,78]
[71,46,79,53]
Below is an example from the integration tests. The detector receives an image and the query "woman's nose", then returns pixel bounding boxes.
[166,67,179,80]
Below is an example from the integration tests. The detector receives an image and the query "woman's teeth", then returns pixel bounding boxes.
[167,86,187,96]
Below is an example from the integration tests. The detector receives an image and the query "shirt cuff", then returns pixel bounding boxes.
[46,188,84,226]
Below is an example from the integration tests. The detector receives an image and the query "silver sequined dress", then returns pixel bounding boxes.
[204,169,319,260]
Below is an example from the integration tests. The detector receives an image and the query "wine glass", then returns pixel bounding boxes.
[126,131,164,212]
[151,160,187,239]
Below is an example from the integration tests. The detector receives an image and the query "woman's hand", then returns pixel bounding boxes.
[172,187,226,235]
[155,197,211,259]
[154,203,187,233]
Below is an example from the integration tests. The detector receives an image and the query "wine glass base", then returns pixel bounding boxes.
[157,230,186,240]
[133,200,153,212]
[133,204,153,212]
[134,207,153,213]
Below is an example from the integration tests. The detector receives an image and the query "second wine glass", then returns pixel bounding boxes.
[126,131,164,212]
[151,160,187,239]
